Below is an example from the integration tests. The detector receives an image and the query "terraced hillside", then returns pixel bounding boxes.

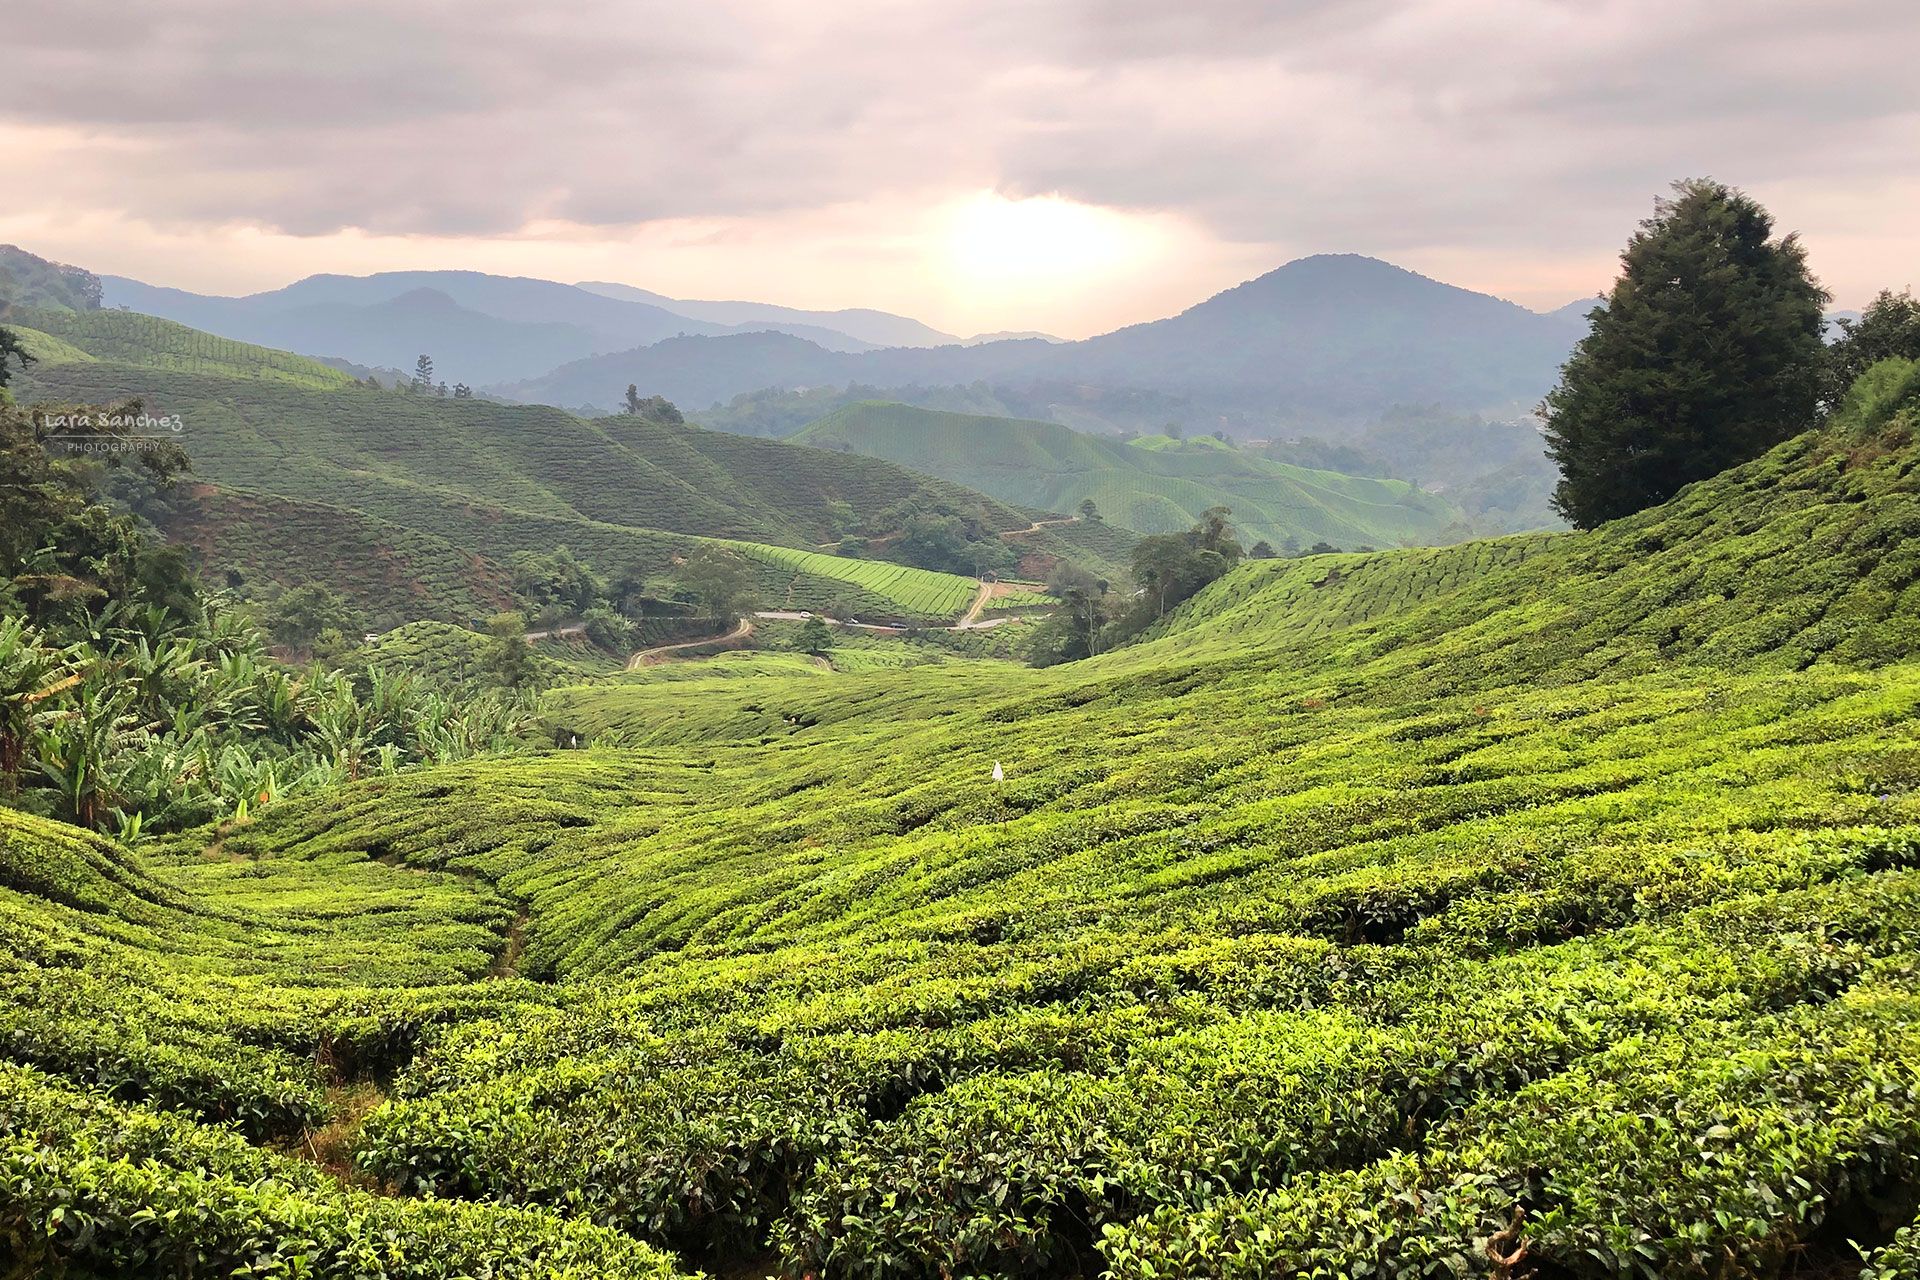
[5,379,1920,1280]
[794,401,1465,548]
[9,307,1017,622]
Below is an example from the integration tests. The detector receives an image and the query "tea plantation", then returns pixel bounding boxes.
[792,402,1467,550]
[6,387,1920,1279]
[8,310,1037,623]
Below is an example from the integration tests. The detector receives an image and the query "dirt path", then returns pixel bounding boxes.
[523,623,585,641]
[625,617,753,669]
[1006,515,1080,536]
[956,580,1031,628]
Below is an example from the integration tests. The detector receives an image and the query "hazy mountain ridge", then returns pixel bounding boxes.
[574,280,963,348]
[98,269,894,387]
[506,255,1595,431]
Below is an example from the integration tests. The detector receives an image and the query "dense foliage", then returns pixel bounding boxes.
[1542,179,1829,527]
[1828,289,1920,409]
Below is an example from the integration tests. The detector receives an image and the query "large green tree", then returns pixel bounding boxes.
[1542,179,1829,528]
[674,546,753,622]
[0,325,33,390]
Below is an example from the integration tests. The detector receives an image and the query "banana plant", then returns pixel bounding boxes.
[0,616,76,782]
[309,679,371,782]
[32,664,141,829]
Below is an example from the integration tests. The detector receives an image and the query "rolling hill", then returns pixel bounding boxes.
[793,400,1465,549]
[7,306,1041,624]
[7,374,1920,1278]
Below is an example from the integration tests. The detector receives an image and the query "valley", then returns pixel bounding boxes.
[5,347,1920,1275]
[4,168,1920,1280]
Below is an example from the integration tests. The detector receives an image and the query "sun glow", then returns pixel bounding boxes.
[943,192,1151,283]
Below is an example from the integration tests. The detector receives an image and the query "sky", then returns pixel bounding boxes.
[2,0,1916,340]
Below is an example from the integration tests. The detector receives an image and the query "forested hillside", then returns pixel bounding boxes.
[795,400,1465,549]
[6,359,1920,1278]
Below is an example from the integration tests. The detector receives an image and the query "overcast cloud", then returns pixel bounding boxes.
[2,0,1915,336]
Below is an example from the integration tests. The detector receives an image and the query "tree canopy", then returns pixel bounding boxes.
[1542,179,1829,528]
[1827,290,1920,409]
[674,546,753,622]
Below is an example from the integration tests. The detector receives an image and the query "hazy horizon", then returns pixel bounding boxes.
[4,0,1916,339]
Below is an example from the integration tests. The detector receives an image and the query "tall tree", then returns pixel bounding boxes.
[795,615,833,655]
[1541,179,1829,528]
[265,581,363,650]
[674,546,753,622]
[411,354,434,392]
[622,387,685,424]
[0,325,33,390]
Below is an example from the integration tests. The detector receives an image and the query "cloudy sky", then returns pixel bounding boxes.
[3,0,1915,338]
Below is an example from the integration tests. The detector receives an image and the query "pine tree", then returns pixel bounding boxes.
[412,354,434,392]
[1542,180,1829,528]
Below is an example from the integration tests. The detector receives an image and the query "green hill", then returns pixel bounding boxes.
[11,305,359,388]
[11,308,1027,622]
[9,375,1920,1278]
[793,400,1464,549]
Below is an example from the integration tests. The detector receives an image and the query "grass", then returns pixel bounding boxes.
[4,399,1920,1278]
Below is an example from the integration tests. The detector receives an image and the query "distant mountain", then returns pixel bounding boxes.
[793,401,1464,551]
[576,281,959,349]
[960,330,1065,346]
[85,253,1597,433]
[98,268,887,387]
[1543,295,1604,330]
[507,255,1589,432]
[1035,255,1579,419]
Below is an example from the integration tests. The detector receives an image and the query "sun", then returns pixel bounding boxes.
[944,192,1145,283]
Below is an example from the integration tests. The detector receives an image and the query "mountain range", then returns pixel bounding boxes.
[500,255,1597,430]
[92,253,1599,432]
